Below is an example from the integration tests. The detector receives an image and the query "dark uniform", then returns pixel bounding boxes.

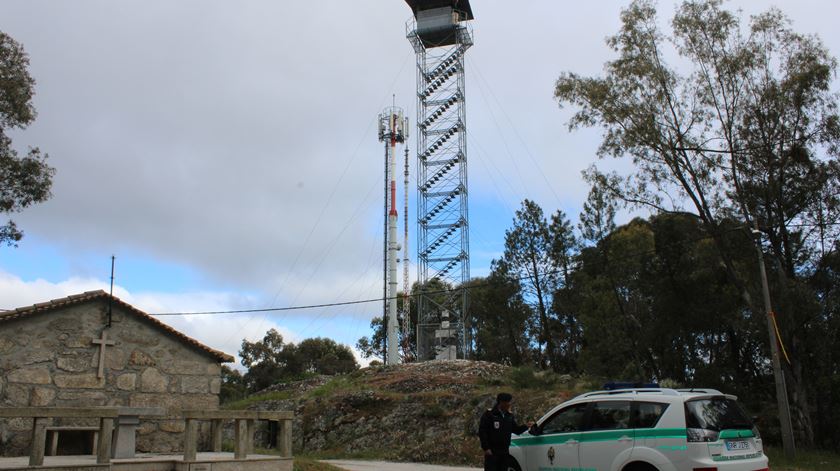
[478,405,528,471]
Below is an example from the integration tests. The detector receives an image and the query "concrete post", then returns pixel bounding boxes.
[97,418,114,464]
[29,417,47,466]
[234,419,248,459]
[183,418,198,461]
[279,419,292,458]
[211,419,223,452]
[246,419,256,454]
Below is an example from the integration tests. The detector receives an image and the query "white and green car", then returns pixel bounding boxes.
[507,388,769,471]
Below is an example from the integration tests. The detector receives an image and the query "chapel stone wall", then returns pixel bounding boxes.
[0,299,224,456]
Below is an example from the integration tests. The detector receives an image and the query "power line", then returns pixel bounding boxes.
[146,221,771,317]
[4,220,833,317]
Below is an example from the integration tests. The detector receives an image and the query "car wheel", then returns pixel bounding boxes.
[622,462,658,471]
[505,457,522,471]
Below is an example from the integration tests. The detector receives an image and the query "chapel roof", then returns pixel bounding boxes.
[0,290,234,363]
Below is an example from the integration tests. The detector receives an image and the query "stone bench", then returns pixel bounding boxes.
[0,407,294,465]
[45,426,100,456]
[0,407,119,466]
[181,410,294,461]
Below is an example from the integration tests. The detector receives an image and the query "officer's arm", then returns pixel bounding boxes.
[512,416,529,435]
[478,412,491,450]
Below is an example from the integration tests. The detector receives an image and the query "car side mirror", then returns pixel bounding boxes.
[529,424,541,436]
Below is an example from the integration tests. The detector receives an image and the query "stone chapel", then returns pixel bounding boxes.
[0,290,234,455]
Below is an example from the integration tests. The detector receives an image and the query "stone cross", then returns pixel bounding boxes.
[91,330,116,379]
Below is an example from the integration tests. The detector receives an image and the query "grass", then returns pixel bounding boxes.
[764,447,840,470]
[308,377,357,398]
[293,457,346,471]
[222,390,292,409]
[255,449,352,470]
[296,448,396,462]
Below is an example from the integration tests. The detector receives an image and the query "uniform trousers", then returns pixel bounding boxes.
[483,450,510,471]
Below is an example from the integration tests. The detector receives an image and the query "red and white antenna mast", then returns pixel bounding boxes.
[378,106,408,365]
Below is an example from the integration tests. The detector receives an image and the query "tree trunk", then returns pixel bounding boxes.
[532,256,556,370]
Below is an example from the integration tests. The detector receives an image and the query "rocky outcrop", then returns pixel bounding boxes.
[233,360,577,466]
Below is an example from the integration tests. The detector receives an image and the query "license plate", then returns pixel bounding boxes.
[725,440,750,451]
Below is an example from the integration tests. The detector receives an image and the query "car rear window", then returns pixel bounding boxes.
[684,397,753,431]
[635,402,669,428]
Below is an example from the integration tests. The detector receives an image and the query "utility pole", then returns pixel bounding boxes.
[753,221,796,459]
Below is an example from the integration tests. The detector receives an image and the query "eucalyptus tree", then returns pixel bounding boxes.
[555,0,840,444]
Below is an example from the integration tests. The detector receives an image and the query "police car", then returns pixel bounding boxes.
[507,388,769,471]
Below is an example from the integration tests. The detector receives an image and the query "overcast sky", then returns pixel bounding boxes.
[2,0,838,366]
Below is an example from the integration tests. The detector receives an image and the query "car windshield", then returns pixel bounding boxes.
[685,397,753,431]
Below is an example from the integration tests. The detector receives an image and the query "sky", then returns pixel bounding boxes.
[1,0,838,368]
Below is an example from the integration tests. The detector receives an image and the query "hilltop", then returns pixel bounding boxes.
[224,360,597,466]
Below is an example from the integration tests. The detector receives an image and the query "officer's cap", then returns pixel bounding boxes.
[496,392,513,402]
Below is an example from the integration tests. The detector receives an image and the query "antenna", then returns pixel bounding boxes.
[108,255,115,327]
[379,105,409,366]
[402,146,412,360]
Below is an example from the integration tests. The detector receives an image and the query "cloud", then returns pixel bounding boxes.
[2,0,838,352]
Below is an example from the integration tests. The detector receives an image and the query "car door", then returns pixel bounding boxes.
[577,400,634,471]
[520,402,588,470]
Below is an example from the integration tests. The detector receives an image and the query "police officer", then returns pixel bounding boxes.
[478,392,531,471]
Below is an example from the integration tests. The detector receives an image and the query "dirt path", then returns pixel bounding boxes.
[323,460,481,471]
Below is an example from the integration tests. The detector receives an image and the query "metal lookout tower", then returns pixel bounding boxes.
[405,0,473,361]
[379,107,409,365]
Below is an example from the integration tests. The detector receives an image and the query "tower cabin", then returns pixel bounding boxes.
[404,0,474,48]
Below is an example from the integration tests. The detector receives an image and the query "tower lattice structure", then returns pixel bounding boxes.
[406,1,473,361]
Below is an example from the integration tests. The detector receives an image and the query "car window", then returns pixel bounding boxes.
[685,397,753,431]
[634,402,669,429]
[587,401,631,431]
[541,403,589,435]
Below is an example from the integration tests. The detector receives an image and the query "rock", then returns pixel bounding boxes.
[54,373,103,389]
[159,420,185,433]
[129,350,156,367]
[209,377,221,395]
[66,336,93,348]
[140,368,168,393]
[117,331,160,347]
[180,376,208,394]
[8,367,51,384]
[48,318,82,332]
[158,360,206,375]
[57,355,92,372]
[106,348,127,370]
[0,337,14,354]
[55,391,107,407]
[4,384,30,406]
[129,392,218,412]
[18,350,54,366]
[116,373,137,391]
[30,387,56,406]
[138,422,157,435]
[5,417,32,431]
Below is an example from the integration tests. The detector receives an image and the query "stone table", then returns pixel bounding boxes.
[111,407,165,458]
